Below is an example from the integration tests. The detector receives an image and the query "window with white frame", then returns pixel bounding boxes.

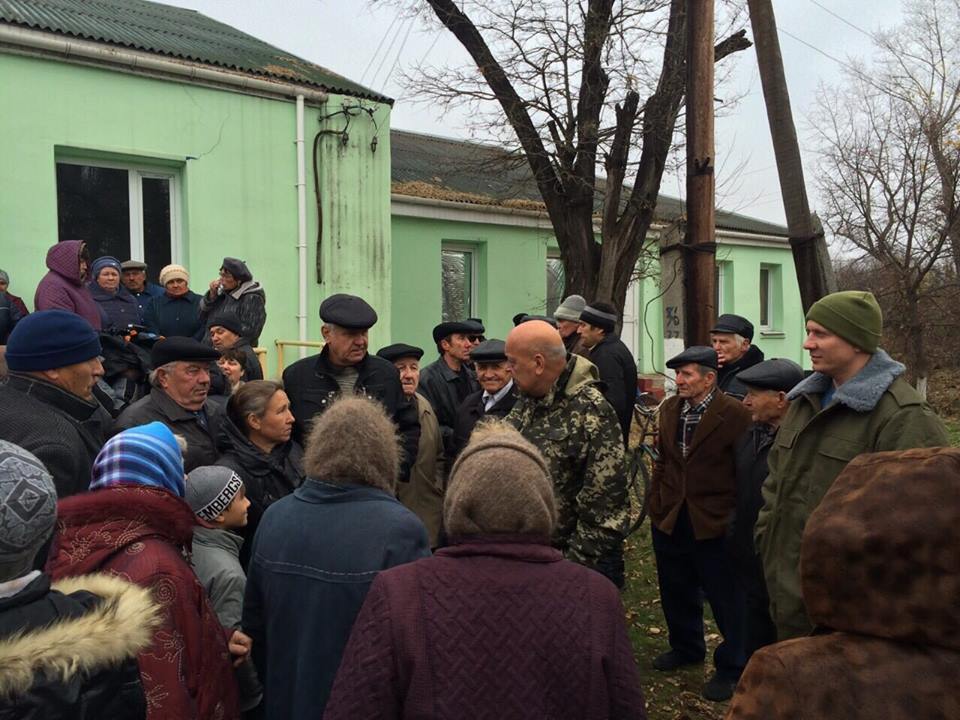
[715,260,732,315]
[56,160,180,283]
[759,265,773,329]
[441,244,476,321]
[546,252,565,316]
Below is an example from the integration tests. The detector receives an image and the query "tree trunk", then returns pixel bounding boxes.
[905,286,928,397]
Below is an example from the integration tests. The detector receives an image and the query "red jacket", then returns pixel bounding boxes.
[324,538,646,720]
[46,484,239,720]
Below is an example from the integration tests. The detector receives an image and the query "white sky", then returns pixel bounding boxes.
[158,0,906,225]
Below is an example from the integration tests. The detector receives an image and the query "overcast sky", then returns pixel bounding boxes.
[158,0,906,225]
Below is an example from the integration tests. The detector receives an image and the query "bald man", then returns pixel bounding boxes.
[505,320,629,587]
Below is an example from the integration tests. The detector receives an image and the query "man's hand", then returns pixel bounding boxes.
[229,629,252,667]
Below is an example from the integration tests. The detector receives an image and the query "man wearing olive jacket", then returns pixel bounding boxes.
[756,290,949,642]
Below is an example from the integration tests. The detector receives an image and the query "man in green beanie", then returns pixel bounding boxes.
[755,290,948,641]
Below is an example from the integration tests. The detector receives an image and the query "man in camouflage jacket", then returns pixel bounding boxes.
[505,320,628,587]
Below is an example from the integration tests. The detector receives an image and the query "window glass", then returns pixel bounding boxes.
[142,177,172,278]
[759,267,771,328]
[546,256,565,316]
[442,248,472,321]
[56,164,130,261]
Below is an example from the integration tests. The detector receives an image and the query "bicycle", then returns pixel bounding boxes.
[625,390,663,536]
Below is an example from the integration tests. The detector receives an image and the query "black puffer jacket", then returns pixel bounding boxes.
[0,572,159,720]
[216,416,305,569]
[717,344,765,400]
[585,334,638,446]
[0,374,110,497]
[283,348,420,481]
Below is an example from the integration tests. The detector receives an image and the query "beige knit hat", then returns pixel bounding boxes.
[159,264,190,286]
[444,421,556,539]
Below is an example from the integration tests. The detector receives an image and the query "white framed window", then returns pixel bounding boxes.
[716,260,732,315]
[759,264,783,330]
[546,251,564,316]
[441,243,477,321]
[56,158,181,283]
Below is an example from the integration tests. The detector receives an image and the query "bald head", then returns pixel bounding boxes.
[506,320,567,397]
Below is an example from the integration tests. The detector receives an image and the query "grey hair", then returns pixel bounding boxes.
[149,362,179,388]
[733,334,749,347]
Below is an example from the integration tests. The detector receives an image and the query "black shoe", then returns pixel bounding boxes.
[651,650,703,672]
[702,673,737,702]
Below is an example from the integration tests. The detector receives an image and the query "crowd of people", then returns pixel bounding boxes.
[0,244,956,719]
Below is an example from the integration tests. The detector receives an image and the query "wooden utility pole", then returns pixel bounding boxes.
[684,0,717,345]
[748,0,836,311]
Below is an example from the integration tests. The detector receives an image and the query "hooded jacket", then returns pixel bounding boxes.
[199,280,266,346]
[34,241,104,330]
[87,281,143,331]
[46,484,240,720]
[506,355,627,572]
[755,349,949,640]
[0,572,159,720]
[727,447,960,720]
[717,344,764,400]
[325,539,647,720]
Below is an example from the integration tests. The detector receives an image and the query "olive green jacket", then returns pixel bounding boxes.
[506,355,628,567]
[756,350,949,640]
[397,393,445,548]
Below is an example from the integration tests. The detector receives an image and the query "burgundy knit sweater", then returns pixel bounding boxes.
[324,538,647,719]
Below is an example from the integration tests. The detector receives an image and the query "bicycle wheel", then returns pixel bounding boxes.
[624,446,651,536]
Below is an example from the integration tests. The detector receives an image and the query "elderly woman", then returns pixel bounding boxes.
[324,422,647,720]
[216,380,305,568]
[34,240,103,330]
[242,396,430,719]
[87,256,142,331]
[143,264,204,340]
[199,257,266,346]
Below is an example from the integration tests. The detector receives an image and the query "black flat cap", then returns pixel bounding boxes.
[710,314,754,341]
[432,319,484,344]
[737,358,804,392]
[470,339,507,363]
[518,314,559,329]
[376,343,424,362]
[208,312,243,337]
[512,312,528,326]
[320,294,378,329]
[666,345,718,371]
[151,337,221,367]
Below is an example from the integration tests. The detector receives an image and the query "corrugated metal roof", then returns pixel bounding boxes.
[391,129,790,238]
[0,0,392,103]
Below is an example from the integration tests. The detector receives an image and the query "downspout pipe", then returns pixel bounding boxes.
[0,24,329,104]
[295,95,309,359]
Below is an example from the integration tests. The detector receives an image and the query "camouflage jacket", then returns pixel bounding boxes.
[506,355,628,567]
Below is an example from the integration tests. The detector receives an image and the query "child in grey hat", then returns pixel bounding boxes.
[185,465,262,711]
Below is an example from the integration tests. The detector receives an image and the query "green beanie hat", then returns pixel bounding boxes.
[806,291,882,353]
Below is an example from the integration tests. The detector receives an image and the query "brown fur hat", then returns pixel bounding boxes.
[801,446,960,650]
[303,395,400,492]
[444,421,556,538]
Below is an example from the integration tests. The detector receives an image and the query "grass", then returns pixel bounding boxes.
[945,419,960,447]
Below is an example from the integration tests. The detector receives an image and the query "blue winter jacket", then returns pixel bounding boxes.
[242,478,429,719]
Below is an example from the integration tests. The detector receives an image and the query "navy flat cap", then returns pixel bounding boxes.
[320,294,378,329]
[737,358,804,392]
[710,314,754,341]
[666,345,718,371]
[470,339,507,363]
[376,343,424,363]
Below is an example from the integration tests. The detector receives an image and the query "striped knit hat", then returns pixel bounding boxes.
[89,422,185,497]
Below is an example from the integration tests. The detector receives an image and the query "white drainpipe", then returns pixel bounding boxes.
[295,95,309,358]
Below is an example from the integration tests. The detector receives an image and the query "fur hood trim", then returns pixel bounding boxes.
[229,279,264,300]
[0,573,161,698]
[787,349,905,412]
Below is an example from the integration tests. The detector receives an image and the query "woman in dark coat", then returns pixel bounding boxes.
[216,380,305,568]
[142,264,204,340]
[324,422,647,720]
[34,240,104,330]
[87,256,142,331]
[199,258,266,346]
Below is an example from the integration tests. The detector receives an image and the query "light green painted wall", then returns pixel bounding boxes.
[0,53,392,375]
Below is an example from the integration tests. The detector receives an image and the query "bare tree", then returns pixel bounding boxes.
[400,0,750,317]
[812,0,960,394]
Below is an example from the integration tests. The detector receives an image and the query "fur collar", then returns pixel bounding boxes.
[787,349,905,412]
[228,279,263,300]
[0,573,160,698]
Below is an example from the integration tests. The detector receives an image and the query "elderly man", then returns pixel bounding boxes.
[728,358,805,661]
[418,319,484,457]
[0,310,110,496]
[709,314,764,400]
[451,339,517,458]
[377,342,445,547]
[757,290,949,641]
[554,294,586,353]
[113,337,223,472]
[577,301,638,445]
[649,346,752,702]
[120,260,164,317]
[283,294,420,480]
[505,320,628,587]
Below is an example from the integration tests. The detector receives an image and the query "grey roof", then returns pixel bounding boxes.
[390,129,789,237]
[0,0,392,103]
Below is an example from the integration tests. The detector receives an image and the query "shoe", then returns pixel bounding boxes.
[702,673,737,702]
[651,650,703,672]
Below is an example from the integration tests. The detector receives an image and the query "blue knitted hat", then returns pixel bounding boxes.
[90,422,185,497]
[90,256,122,280]
[5,310,102,372]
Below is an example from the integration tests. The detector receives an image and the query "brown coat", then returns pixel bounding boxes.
[397,393,445,547]
[726,446,960,720]
[649,390,751,539]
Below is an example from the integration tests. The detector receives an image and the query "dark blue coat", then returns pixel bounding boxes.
[143,291,204,340]
[87,282,142,331]
[129,283,164,317]
[242,479,429,719]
